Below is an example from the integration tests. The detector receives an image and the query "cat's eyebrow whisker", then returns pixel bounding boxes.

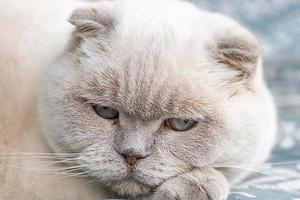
[52,85,102,97]
[76,100,94,113]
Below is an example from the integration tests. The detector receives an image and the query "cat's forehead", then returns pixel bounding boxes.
[72,8,222,120]
[69,0,258,120]
[76,48,214,120]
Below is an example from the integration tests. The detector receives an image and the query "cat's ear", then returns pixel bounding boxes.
[68,5,115,37]
[209,29,261,81]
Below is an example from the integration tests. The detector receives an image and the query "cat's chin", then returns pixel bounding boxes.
[109,178,153,198]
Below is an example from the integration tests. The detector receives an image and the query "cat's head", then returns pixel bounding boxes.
[39,0,262,197]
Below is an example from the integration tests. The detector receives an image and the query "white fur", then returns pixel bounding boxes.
[0,0,276,199]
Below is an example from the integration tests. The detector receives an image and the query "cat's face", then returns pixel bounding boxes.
[39,0,261,197]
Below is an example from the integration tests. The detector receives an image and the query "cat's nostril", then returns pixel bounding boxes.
[114,146,149,166]
[121,152,145,166]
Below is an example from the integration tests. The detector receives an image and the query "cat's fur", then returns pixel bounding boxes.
[1,0,276,199]
[0,0,108,199]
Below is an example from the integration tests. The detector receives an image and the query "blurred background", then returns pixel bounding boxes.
[190,0,300,199]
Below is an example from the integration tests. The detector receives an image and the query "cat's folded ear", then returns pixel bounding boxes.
[208,28,261,81]
[68,4,115,37]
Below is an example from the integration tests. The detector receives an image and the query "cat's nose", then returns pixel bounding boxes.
[121,152,147,166]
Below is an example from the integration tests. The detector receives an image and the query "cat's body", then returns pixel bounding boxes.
[0,0,108,199]
[0,0,276,199]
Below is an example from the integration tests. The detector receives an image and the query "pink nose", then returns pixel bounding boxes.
[121,152,145,166]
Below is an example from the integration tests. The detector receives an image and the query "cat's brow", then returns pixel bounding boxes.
[74,85,213,121]
[72,62,214,121]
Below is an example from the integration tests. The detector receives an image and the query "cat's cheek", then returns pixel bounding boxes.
[159,128,225,167]
[55,108,117,152]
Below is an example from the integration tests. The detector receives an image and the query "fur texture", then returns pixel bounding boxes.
[0,0,108,199]
[1,0,276,199]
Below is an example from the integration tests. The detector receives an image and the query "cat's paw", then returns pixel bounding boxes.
[143,168,230,200]
[148,180,209,200]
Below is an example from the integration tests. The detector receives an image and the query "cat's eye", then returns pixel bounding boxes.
[165,118,198,131]
[92,105,119,119]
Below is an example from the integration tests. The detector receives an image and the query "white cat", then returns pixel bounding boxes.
[1,0,276,199]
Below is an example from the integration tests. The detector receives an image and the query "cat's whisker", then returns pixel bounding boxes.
[216,161,300,169]
[211,164,295,192]
[0,152,80,156]
[66,169,87,175]
[62,50,78,58]
[261,160,300,166]
[0,155,72,158]
[33,165,89,184]
[1,163,84,172]
[38,157,81,168]
[167,167,210,200]
[62,166,85,173]
[0,156,79,164]
[86,178,100,187]
[0,157,65,161]
[179,174,210,200]
[51,170,90,182]
[158,163,300,196]
[35,171,68,184]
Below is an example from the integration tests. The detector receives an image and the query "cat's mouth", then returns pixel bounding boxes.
[109,176,154,197]
[125,169,159,188]
[108,169,164,197]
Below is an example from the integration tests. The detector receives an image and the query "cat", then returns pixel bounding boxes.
[1,0,276,199]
